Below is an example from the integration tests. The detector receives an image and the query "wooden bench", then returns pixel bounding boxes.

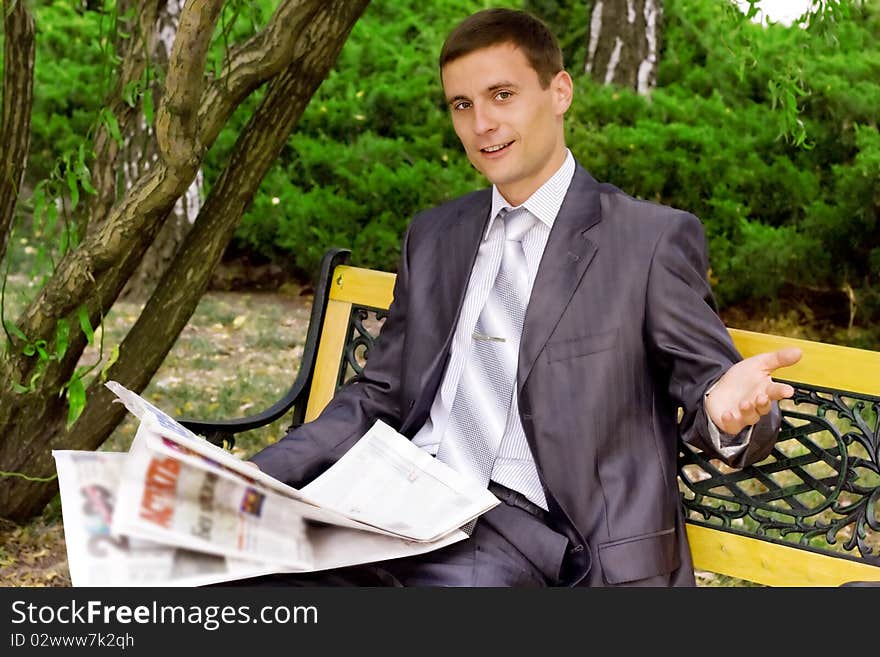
[181,247,880,587]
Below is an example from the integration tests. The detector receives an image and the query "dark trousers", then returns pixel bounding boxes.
[218,483,570,587]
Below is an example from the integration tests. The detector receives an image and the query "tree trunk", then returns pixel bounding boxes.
[0,0,370,521]
[0,0,36,265]
[122,0,204,301]
[585,0,662,95]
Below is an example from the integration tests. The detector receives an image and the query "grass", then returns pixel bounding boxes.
[100,289,314,459]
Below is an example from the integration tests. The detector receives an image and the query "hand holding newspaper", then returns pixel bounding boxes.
[52,381,499,586]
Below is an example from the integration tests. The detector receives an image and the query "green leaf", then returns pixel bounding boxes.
[4,320,28,342]
[22,344,36,357]
[31,185,47,231]
[11,381,29,394]
[67,224,81,249]
[100,109,123,146]
[100,344,120,383]
[55,319,70,360]
[77,307,94,345]
[45,201,58,236]
[76,145,97,195]
[143,91,154,125]
[67,165,80,210]
[28,361,46,389]
[122,79,138,107]
[80,175,97,196]
[59,226,69,254]
[34,340,49,361]
[66,376,86,428]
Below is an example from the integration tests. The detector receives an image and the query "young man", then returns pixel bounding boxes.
[247,8,802,586]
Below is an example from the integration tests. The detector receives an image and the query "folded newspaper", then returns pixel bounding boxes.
[51,381,499,586]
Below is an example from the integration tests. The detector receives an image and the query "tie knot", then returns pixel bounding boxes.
[500,208,535,243]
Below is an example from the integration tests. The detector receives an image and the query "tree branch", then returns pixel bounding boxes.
[196,0,321,149]
[154,0,224,169]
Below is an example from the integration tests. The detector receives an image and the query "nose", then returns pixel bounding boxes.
[472,102,497,135]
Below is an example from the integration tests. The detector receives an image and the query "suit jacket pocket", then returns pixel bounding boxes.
[597,527,679,584]
[546,328,618,363]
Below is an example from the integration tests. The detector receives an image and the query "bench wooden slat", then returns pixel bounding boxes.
[688,525,880,586]
[320,269,880,397]
[729,328,880,397]
[328,264,395,308]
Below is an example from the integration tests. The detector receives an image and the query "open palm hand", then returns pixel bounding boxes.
[705,347,803,435]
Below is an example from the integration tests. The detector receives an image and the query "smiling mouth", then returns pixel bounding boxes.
[481,141,513,154]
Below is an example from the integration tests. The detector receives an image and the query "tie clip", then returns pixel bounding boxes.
[473,332,506,342]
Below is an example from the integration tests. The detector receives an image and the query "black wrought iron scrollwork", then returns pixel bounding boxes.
[680,383,880,565]
[337,306,388,387]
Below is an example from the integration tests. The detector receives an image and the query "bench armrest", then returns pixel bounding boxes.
[176,247,352,448]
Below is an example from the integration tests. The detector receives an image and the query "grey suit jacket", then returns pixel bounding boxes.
[251,163,782,586]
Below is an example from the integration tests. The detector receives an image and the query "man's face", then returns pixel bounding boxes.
[441,42,572,206]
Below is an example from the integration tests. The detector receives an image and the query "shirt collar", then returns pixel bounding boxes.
[485,149,576,240]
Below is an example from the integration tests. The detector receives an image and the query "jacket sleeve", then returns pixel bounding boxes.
[249,226,413,487]
[643,211,781,468]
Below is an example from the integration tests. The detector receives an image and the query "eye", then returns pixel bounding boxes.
[495,90,513,101]
[451,100,472,111]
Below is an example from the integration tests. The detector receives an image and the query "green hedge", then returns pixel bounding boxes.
[14,0,880,332]
[222,0,879,332]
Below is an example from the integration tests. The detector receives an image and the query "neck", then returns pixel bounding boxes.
[496,146,568,207]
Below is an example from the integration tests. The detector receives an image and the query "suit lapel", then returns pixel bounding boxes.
[405,192,491,428]
[518,165,602,390]
[431,193,492,347]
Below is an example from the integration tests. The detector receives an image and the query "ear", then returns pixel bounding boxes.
[551,70,573,116]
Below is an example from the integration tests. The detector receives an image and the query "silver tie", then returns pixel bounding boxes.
[436,207,534,533]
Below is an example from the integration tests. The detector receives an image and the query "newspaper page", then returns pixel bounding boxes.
[54,445,465,586]
[111,422,314,569]
[137,420,404,537]
[105,381,499,543]
[52,450,288,587]
[110,419,469,574]
[301,420,499,542]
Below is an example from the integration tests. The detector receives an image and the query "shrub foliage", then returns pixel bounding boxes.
[19,0,880,331]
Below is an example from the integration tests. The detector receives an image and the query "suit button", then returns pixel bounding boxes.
[569,544,584,554]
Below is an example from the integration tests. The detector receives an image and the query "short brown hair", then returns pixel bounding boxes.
[439,8,564,88]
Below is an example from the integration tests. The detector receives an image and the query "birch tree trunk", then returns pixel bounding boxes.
[585,0,662,95]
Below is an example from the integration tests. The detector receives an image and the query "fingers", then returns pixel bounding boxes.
[738,398,761,427]
[754,392,771,416]
[718,392,777,434]
[766,381,795,401]
[720,410,737,433]
[717,403,758,434]
[761,346,803,372]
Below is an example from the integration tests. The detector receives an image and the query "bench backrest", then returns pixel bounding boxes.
[307,262,880,586]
